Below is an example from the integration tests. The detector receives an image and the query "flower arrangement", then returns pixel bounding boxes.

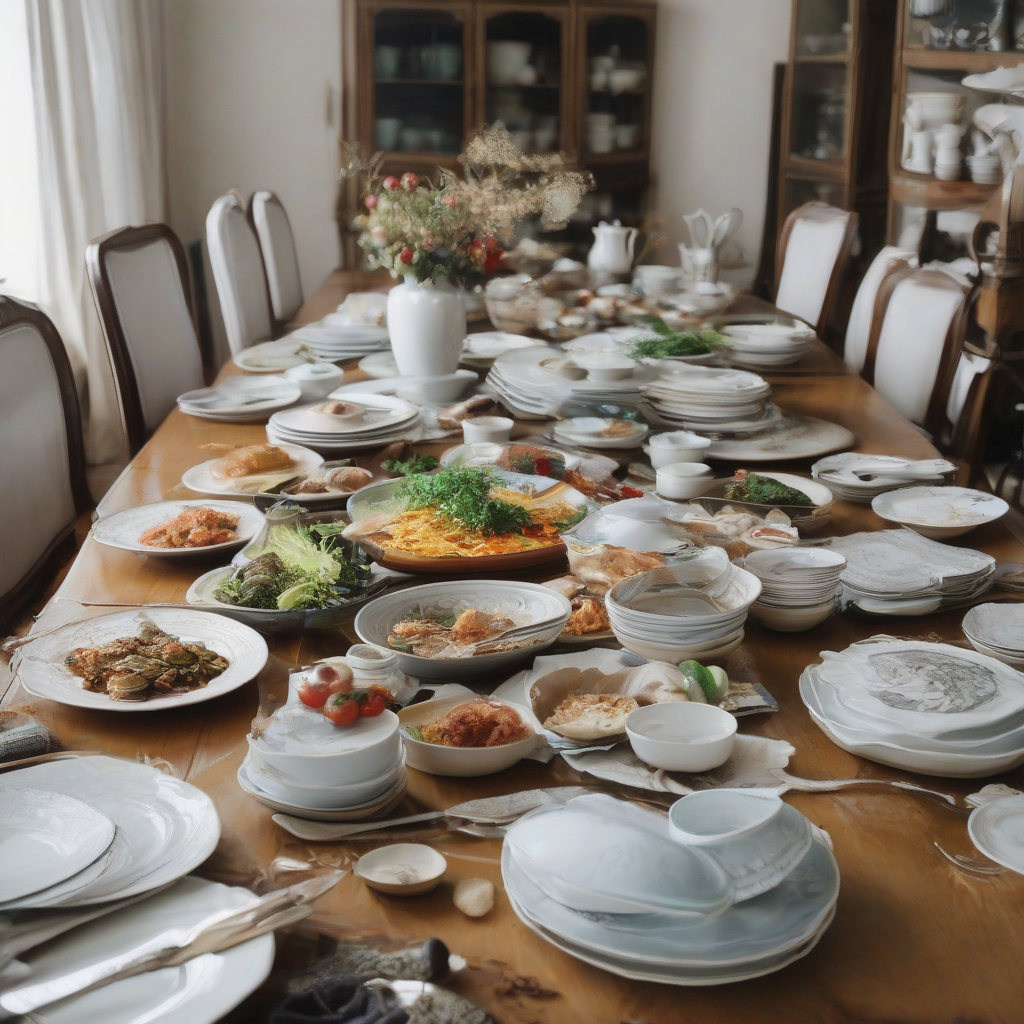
[349,126,593,288]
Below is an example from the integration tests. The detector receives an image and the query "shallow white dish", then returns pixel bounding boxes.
[963,602,1024,662]
[0,756,220,909]
[178,374,301,419]
[272,393,419,437]
[247,752,405,809]
[397,695,538,777]
[19,876,273,1024]
[355,579,571,680]
[705,415,856,462]
[355,843,447,894]
[554,417,648,450]
[461,331,542,367]
[248,704,401,785]
[0,787,115,903]
[611,630,745,665]
[233,338,327,374]
[182,443,323,497]
[748,598,836,632]
[668,790,813,902]
[872,486,1009,539]
[13,608,268,712]
[968,793,1024,876]
[92,500,264,558]
[625,703,737,772]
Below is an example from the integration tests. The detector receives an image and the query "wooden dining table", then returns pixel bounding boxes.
[4,268,1024,1023]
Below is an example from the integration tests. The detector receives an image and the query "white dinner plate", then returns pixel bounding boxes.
[233,338,325,374]
[968,794,1024,876]
[358,351,400,378]
[270,394,419,437]
[22,876,273,1024]
[872,486,1009,539]
[177,375,301,418]
[0,787,115,903]
[182,443,323,497]
[0,756,220,909]
[14,608,268,712]
[92,500,264,558]
[705,415,856,461]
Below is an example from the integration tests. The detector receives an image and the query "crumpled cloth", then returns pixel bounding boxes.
[270,975,408,1024]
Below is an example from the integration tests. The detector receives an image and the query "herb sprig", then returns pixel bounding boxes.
[628,316,725,360]
[398,467,533,535]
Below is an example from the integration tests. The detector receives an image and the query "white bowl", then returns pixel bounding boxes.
[748,598,836,633]
[355,843,447,895]
[397,695,538,777]
[398,369,478,404]
[572,351,637,381]
[610,630,744,666]
[647,430,712,467]
[284,363,345,400]
[656,462,715,500]
[463,416,514,443]
[625,702,737,772]
[668,790,813,902]
[488,41,531,84]
[247,704,401,785]
[247,755,404,809]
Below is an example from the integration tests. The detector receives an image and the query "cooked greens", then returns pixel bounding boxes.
[381,453,439,476]
[628,317,725,360]
[214,522,372,610]
[725,471,814,507]
[398,467,533,536]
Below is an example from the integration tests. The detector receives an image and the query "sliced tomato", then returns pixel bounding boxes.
[324,694,360,727]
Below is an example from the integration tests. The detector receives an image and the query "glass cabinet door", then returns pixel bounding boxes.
[794,0,851,56]
[789,63,848,163]
[483,10,565,153]
[905,0,1011,51]
[372,8,467,156]
[584,14,650,157]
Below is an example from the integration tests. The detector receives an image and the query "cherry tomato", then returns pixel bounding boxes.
[382,175,400,191]
[324,694,360,727]
[400,172,419,190]
[297,679,332,709]
[399,247,415,265]
[360,693,387,717]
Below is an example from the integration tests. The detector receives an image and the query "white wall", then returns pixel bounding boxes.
[649,0,791,285]
[162,0,342,358]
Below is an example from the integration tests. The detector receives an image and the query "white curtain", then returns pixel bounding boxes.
[24,0,165,465]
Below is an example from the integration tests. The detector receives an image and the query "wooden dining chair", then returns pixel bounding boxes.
[0,296,91,627]
[206,192,275,354]
[842,245,916,374]
[862,263,973,439]
[774,202,859,335]
[86,224,206,457]
[250,190,304,331]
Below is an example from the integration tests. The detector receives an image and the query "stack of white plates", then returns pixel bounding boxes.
[177,375,301,421]
[461,331,544,368]
[829,529,996,616]
[241,703,406,820]
[963,603,1024,666]
[721,322,814,368]
[800,638,1024,777]
[642,366,774,434]
[503,791,839,986]
[739,548,846,633]
[233,338,329,374]
[871,486,1009,540]
[266,393,420,452]
[284,321,390,362]
[811,454,956,503]
[553,416,648,450]
[486,346,660,417]
[606,546,761,662]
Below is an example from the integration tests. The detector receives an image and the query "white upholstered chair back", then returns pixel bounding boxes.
[867,266,971,428]
[0,298,89,620]
[251,191,303,325]
[843,246,917,374]
[775,203,857,331]
[206,193,274,354]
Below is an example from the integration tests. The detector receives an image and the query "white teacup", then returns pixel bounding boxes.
[656,462,714,500]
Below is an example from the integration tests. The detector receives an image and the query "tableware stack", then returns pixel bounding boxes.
[963,603,1024,667]
[461,330,544,368]
[800,637,1024,777]
[553,416,648,451]
[871,486,1009,540]
[829,529,996,616]
[177,375,302,421]
[811,454,956,503]
[641,366,775,435]
[502,791,839,985]
[240,704,406,820]
[721,322,814,369]
[586,113,616,154]
[284,320,391,362]
[233,338,328,374]
[606,547,761,662]
[739,548,846,632]
[266,394,421,452]
[486,345,659,418]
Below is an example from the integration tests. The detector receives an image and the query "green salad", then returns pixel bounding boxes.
[628,316,726,360]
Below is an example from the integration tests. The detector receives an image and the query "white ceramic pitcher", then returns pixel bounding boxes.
[587,220,638,274]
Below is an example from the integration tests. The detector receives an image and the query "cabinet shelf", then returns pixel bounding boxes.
[376,78,463,85]
[902,48,1024,73]
[793,52,849,63]
[891,170,999,211]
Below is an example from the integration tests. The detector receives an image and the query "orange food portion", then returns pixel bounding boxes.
[420,700,531,748]
[139,507,241,549]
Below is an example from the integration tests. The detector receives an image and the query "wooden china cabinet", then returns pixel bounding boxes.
[338,0,656,259]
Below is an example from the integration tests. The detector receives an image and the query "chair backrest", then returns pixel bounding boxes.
[206,193,274,354]
[775,202,858,332]
[843,246,917,374]
[863,264,972,433]
[87,224,206,456]
[0,297,90,625]
[250,191,303,326]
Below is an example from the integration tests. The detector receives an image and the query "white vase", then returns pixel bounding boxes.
[386,277,466,376]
